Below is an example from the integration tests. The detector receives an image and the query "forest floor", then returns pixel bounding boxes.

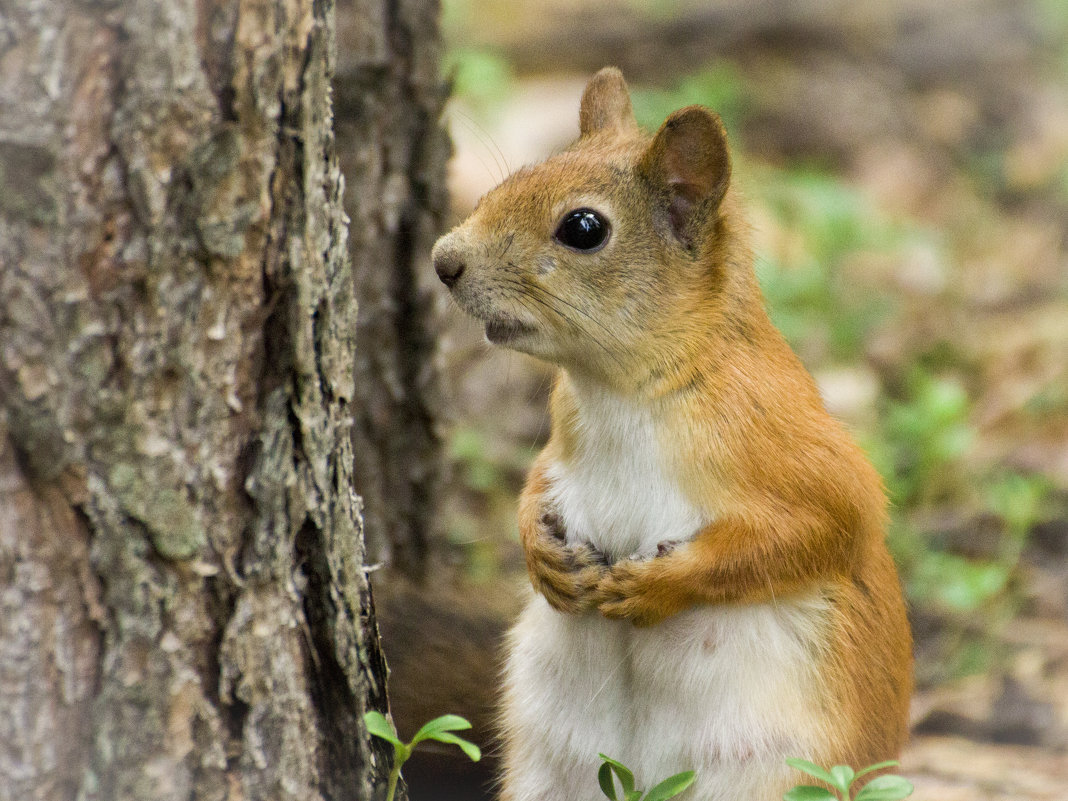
[406,0,1068,797]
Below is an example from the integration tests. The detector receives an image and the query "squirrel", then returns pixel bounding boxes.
[432,67,912,801]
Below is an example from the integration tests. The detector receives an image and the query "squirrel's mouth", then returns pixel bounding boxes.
[484,318,536,344]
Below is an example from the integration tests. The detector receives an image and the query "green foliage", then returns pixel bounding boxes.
[450,426,505,493]
[1037,0,1068,40]
[762,170,886,264]
[444,47,515,112]
[861,366,1057,619]
[446,424,528,579]
[364,712,481,801]
[597,754,696,801]
[908,471,1053,615]
[755,167,908,361]
[785,759,913,801]
[631,63,749,136]
[988,471,1055,540]
[878,370,973,506]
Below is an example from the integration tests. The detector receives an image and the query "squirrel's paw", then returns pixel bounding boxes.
[595,560,679,628]
[525,511,606,614]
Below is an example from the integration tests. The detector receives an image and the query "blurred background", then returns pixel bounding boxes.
[360,0,1068,798]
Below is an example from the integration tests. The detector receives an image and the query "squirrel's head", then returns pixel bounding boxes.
[433,67,742,391]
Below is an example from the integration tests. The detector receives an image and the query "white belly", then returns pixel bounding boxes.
[544,382,705,561]
[547,454,702,561]
[502,594,833,801]
[505,379,831,799]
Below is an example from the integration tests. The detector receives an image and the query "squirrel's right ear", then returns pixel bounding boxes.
[639,106,731,247]
[579,67,637,138]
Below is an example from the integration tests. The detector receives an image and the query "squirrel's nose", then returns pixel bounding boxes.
[434,250,466,289]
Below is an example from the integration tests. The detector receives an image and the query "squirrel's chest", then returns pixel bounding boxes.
[545,390,705,561]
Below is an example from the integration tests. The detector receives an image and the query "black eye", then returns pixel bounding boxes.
[554,208,610,252]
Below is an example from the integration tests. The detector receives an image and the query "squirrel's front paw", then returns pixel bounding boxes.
[525,511,606,614]
[595,560,681,628]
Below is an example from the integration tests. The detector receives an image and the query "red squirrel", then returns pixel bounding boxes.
[432,67,912,801]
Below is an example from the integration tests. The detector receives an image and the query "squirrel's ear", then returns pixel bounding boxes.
[579,67,637,138]
[639,106,731,246]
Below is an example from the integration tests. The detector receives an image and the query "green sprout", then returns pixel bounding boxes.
[785,759,913,801]
[598,754,697,801]
[364,711,481,801]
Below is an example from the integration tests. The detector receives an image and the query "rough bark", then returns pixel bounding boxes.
[335,0,450,580]
[0,0,406,798]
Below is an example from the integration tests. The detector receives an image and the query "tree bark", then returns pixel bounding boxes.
[335,0,449,580]
[0,0,413,798]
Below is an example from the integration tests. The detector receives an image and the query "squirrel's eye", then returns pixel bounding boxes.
[554,209,610,252]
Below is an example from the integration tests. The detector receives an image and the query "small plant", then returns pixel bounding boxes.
[784,758,913,801]
[364,711,481,801]
[598,753,696,801]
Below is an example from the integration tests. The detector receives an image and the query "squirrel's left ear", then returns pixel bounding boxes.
[579,67,638,138]
[639,106,731,246]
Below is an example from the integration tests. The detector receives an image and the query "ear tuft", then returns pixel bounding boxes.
[639,106,731,245]
[579,67,637,138]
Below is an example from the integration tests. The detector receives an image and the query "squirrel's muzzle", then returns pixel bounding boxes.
[433,247,466,289]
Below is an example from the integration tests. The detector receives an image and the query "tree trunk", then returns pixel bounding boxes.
[335,0,449,580]
[0,0,420,798]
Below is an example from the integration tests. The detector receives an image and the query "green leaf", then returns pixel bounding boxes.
[599,763,618,800]
[853,775,914,801]
[644,770,697,801]
[854,761,899,780]
[829,765,855,793]
[783,787,837,801]
[598,755,635,795]
[785,759,837,788]
[363,711,404,748]
[409,714,473,747]
[428,731,482,762]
